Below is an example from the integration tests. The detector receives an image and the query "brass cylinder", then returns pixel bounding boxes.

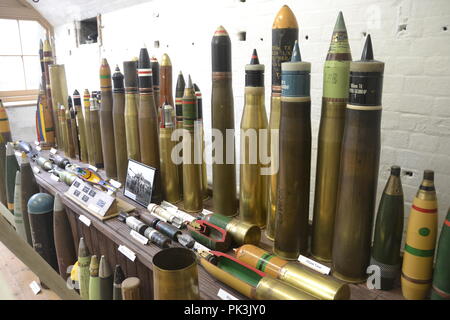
[58,104,68,155]
[48,64,68,151]
[204,213,260,246]
[124,61,140,162]
[160,127,181,203]
[65,103,75,158]
[83,90,95,166]
[255,276,316,300]
[239,86,268,227]
[152,248,200,300]
[90,94,104,168]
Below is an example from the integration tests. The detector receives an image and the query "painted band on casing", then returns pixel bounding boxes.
[281,71,310,97]
[348,71,383,106]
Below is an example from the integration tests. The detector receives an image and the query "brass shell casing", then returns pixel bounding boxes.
[255,276,317,300]
[159,127,181,203]
[226,218,261,246]
[182,130,203,213]
[152,248,200,300]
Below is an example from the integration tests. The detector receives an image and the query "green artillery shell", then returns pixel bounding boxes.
[28,193,58,272]
[121,277,141,300]
[43,39,57,147]
[68,96,80,159]
[90,92,104,168]
[78,237,91,300]
[13,171,31,243]
[370,166,404,290]
[332,35,384,283]
[160,102,181,203]
[65,97,76,158]
[431,208,450,300]
[175,72,185,195]
[193,83,208,200]
[83,89,95,165]
[275,41,311,260]
[100,58,117,178]
[48,64,69,151]
[266,5,299,240]
[20,153,39,245]
[53,193,77,279]
[5,142,19,213]
[239,49,268,228]
[211,25,237,217]
[311,12,352,262]
[73,90,88,162]
[89,255,100,300]
[112,66,128,183]
[151,56,160,117]
[401,170,438,300]
[124,61,140,161]
[182,75,203,213]
[99,255,113,300]
[138,48,162,204]
[113,265,125,300]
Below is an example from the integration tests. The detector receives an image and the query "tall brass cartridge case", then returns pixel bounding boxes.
[43,39,57,147]
[175,72,185,195]
[83,89,95,165]
[99,58,117,179]
[152,248,200,300]
[53,193,76,279]
[48,64,68,151]
[332,35,384,283]
[401,170,438,300]
[112,66,128,183]
[274,41,311,260]
[124,61,140,162]
[73,90,88,162]
[311,12,352,262]
[239,49,268,228]
[65,98,76,158]
[193,83,208,199]
[68,97,80,159]
[151,56,160,117]
[211,26,237,217]
[138,48,162,204]
[160,102,181,203]
[159,54,174,111]
[236,244,350,300]
[90,92,104,168]
[58,104,68,155]
[182,75,202,213]
[266,5,299,240]
[371,166,404,290]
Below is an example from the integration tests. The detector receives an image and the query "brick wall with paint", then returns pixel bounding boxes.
[47,0,450,240]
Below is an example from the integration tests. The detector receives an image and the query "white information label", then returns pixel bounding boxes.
[50,148,57,155]
[29,281,41,295]
[88,165,98,172]
[109,179,122,189]
[15,151,22,157]
[217,288,238,300]
[34,140,40,146]
[298,255,331,275]
[87,204,100,214]
[32,166,40,174]
[79,215,91,227]
[50,174,60,182]
[130,230,148,245]
[107,190,114,196]
[36,146,42,151]
[118,245,136,261]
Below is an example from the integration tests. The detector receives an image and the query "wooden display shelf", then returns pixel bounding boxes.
[33,150,404,300]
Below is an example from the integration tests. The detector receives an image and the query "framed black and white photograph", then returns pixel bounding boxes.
[124,159,156,207]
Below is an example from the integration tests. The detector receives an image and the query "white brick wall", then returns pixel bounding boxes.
[48,0,450,239]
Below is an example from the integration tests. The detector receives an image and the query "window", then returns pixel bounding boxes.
[0,19,47,93]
